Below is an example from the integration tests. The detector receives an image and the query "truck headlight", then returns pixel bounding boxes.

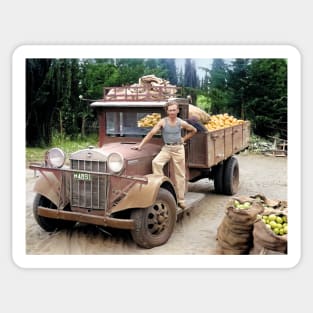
[46,148,66,168]
[107,152,124,173]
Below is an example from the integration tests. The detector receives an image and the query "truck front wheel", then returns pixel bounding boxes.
[130,188,177,249]
[33,194,76,232]
[223,156,239,195]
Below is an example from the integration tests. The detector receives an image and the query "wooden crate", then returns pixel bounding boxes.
[188,121,250,168]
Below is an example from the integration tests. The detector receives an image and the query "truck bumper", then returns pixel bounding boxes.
[37,206,135,230]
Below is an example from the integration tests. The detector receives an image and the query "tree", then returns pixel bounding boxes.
[26,59,53,146]
[82,59,119,99]
[183,59,199,104]
[26,57,287,146]
[208,59,229,114]
[159,59,178,85]
[177,66,184,86]
[245,59,287,138]
[184,59,198,87]
[115,59,146,85]
[199,66,209,91]
[227,59,250,119]
[26,59,93,145]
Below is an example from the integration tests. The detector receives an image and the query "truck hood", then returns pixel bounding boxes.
[70,142,161,161]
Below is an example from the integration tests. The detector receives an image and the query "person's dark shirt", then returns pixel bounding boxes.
[186,117,207,132]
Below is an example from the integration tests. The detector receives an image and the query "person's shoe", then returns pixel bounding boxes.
[178,202,186,209]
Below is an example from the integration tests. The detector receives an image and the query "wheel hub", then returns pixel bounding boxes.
[147,202,169,235]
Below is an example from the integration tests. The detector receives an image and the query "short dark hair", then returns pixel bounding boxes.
[165,100,179,111]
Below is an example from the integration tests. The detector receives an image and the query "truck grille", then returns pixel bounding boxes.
[71,159,108,210]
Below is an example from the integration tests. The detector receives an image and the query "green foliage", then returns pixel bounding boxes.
[245,59,287,138]
[184,59,198,88]
[160,59,178,85]
[204,58,287,139]
[26,133,98,164]
[26,59,54,146]
[196,94,211,112]
[226,59,250,118]
[26,147,47,164]
[26,58,182,147]
[83,60,119,98]
[208,59,229,114]
[26,57,288,148]
[51,132,98,153]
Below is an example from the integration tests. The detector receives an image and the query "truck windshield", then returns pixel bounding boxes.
[106,111,162,137]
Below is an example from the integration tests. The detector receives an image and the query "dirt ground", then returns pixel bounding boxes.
[25,152,287,255]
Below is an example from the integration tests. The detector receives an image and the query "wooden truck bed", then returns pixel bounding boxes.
[188,121,250,168]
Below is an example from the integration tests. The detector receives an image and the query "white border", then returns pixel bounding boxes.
[12,45,301,268]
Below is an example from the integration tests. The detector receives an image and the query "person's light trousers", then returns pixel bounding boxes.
[152,145,185,203]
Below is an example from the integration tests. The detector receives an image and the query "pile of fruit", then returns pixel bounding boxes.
[233,200,251,210]
[137,113,161,128]
[137,111,246,130]
[205,113,245,131]
[259,213,288,236]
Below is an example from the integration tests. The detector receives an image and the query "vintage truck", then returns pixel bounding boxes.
[30,85,250,249]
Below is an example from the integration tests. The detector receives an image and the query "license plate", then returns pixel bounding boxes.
[73,172,91,181]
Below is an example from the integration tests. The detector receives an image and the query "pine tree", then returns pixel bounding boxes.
[245,59,287,138]
[227,59,250,119]
[208,59,229,114]
[184,59,199,104]
[26,59,53,146]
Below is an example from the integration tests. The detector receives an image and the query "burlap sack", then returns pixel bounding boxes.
[225,196,264,224]
[250,194,288,211]
[215,198,264,254]
[250,212,288,254]
[216,240,248,255]
[216,217,252,254]
[188,104,210,124]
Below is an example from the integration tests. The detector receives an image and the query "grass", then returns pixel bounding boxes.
[26,134,98,164]
[26,133,270,165]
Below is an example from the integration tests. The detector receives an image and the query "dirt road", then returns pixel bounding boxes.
[25,153,287,255]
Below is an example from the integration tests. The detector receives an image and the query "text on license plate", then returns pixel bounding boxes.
[73,172,91,181]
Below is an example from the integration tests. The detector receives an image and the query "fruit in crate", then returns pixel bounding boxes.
[137,113,161,128]
[205,113,245,131]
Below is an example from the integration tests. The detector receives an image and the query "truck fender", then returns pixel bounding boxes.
[32,171,64,208]
[110,174,177,213]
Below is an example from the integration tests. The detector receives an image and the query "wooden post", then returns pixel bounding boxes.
[98,109,106,147]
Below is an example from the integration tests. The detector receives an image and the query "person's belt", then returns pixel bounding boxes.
[165,142,183,145]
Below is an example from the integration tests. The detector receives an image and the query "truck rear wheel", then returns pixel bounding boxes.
[213,163,224,194]
[33,194,76,232]
[223,156,239,195]
[130,188,177,249]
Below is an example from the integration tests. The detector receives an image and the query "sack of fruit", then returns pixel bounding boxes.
[226,196,264,224]
[216,216,253,254]
[188,104,210,124]
[216,197,264,254]
[250,211,288,254]
[250,194,288,212]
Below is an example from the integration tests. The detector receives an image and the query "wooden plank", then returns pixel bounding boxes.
[242,121,250,148]
[188,132,208,167]
[224,127,233,158]
[232,124,243,153]
[213,129,226,164]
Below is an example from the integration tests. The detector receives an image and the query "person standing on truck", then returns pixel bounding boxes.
[131,101,197,209]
